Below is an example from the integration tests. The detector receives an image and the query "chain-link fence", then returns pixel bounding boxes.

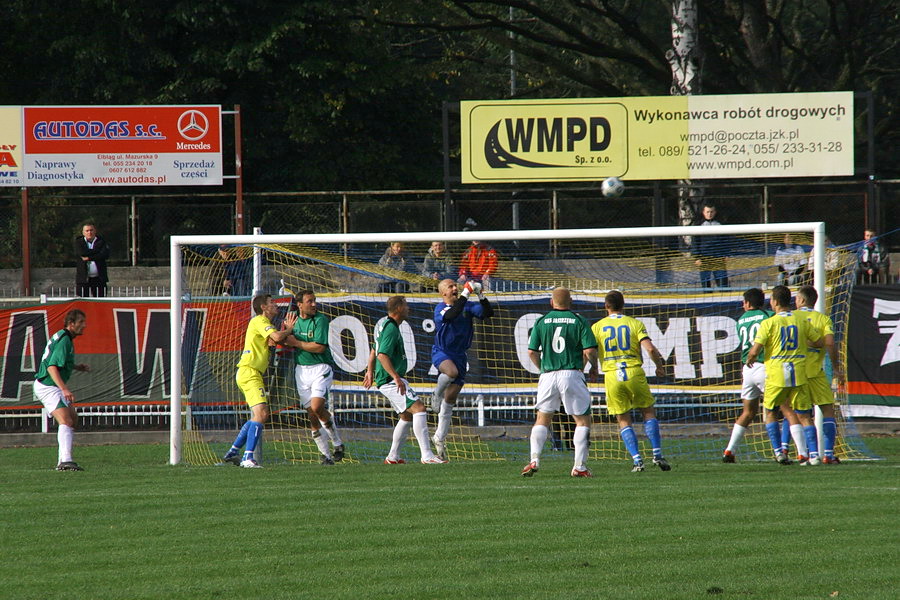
[0,179,896,273]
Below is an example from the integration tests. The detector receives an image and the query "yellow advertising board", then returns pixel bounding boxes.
[461,92,854,183]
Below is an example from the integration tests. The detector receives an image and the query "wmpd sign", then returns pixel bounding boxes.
[0,105,222,186]
[460,92,854,183]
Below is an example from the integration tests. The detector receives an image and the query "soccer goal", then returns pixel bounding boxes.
[169,223,875,465]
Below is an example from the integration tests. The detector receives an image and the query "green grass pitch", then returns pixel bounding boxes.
[2,438,897,600]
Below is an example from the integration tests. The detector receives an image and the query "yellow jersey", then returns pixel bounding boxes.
[591,314,649,372]
[753,310,822,387]
[797,307,833,378]
[236,314,276,372]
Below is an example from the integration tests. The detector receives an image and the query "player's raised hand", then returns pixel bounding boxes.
[282,310,297,330]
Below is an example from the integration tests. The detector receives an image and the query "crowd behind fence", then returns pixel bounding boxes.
[0,179,897,274]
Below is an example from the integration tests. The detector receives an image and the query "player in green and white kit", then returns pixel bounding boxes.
[284,290,345,464]
[722,288,773,462]
[521,288,598,478]
[363,296,445,464]
[33,309,90,471]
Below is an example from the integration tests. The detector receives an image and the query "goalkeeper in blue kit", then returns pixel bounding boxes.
[429,278,493,461]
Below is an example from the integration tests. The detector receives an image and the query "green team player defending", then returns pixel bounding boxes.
[521,287,598,478]
[722,288,774,462]
[283,290,345,465]
[746,285,824,465]
[33,309,90,471]
[363,295,446,464]
[796,284,845,464]
[591,290,671,472]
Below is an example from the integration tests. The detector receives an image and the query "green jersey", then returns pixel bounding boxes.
[736,308,774,363]
[528,310,597,373]
[35,329,75,387]
[292,312,333,366]
[373,316,406,387]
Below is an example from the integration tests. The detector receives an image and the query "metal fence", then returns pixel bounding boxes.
[0,178,897,271]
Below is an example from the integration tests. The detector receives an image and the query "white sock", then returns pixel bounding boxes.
[790,423,808,456]
[58,424,74,464]
[322,419,343,446]
[312,429,331,458]
[529,424,549,464]
[434,373,452,399]
[726,424,747,453]
[435,401,454,441]
[412,412,435,460]
[388,419,410,460]
[573,425,590,470]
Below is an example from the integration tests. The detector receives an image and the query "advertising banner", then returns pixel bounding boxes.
[0,105,222,186]
[460,91,854,183]
[846,286,900,417]
[0,295,751,408]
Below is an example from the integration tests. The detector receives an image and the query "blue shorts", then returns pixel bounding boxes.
[432,351,467,386]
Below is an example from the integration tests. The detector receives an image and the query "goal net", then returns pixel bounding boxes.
[169,224,876,465]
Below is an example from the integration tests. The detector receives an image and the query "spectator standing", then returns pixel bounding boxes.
[857,229,889,284]
[74,223,110,297]
[692,203,729,288]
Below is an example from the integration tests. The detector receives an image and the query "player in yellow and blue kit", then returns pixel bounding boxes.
[591,290,670,472]
[221,294,296,468]
[796,285,845,464]
[746,285,824,465]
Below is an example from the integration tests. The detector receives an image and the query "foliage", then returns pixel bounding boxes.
[1,0,898,192]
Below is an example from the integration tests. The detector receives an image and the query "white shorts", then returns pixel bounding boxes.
[741,363,766,401]
[293,363,333,408]
[378,379,419,414]
[34,380,69,412]
[534,370,592,416]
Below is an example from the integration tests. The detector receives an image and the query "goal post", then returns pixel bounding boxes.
[169,222,871,466]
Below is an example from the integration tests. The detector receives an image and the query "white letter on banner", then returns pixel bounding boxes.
[641,317,694,379]
[515,314,542,374]
[329,315,369,373]
[696,316,739,379]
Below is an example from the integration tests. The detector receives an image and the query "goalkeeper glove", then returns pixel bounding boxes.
[461,281,481,299]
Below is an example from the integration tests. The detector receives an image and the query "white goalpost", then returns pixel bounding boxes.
[169,222,836,466]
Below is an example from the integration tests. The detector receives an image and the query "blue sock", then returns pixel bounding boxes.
[803,425,819,458]
[243,421,263,460]
[780,419,791,453]
[228,421,252,455]
[822,418,837,457]
[620,426,641,462]
[766,421,782,456]
[644,418,662,457]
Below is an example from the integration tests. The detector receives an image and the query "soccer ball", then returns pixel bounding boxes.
[601,177,625,198]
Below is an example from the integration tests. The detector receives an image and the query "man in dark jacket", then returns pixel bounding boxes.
[74,223,110,297]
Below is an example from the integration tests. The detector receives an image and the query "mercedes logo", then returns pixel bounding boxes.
[177,110,209,141]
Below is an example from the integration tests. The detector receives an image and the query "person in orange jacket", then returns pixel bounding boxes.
[457,220,498,291]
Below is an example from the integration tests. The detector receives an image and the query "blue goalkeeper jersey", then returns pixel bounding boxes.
[432,300,486,358]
